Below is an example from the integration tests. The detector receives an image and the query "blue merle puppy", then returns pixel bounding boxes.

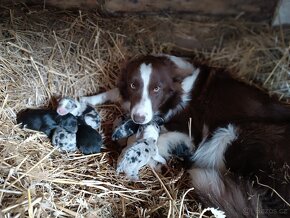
[51,114,78,152]
[116,121,166,180]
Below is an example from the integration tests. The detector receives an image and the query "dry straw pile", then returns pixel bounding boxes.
[0,3,289,218]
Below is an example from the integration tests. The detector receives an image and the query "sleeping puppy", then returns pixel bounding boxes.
[57,97,103,154]
[17,108,78,152]
[57,97,83,116]
[17,108,58,137]
[116,122,166,180]
[57,97,101,129]
[17,108,78,136]
[76,125,102,155]
[52,114,78,152]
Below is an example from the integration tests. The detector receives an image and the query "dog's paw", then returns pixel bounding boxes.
[79,96,89,104]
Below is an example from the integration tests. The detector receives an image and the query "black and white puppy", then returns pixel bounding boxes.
[17,109,58,137]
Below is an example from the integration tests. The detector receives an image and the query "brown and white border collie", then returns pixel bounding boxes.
[81,55,290,217]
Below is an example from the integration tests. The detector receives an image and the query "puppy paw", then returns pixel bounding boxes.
[83,110,101,129]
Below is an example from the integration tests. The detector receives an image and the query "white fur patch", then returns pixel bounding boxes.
[138,124,160,141]
[166,55,194,71]
[188,168,225,199]
[131,63,153,124]
[84,110,101,129]
[157,55,200,121]
[70,101,87,116]
[57,97,87,116]
[80,88,121,106]
[181,68,200,103]
[192,124,237,171]
[201,208,226,218]
[119,122,161,148]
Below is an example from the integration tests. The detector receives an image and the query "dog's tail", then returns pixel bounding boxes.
[157,129,255,217]
[189,168,290,218]
[189,168,266,217]
[157,128,290,217]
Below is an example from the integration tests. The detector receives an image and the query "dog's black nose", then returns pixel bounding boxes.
[132,114,145,124]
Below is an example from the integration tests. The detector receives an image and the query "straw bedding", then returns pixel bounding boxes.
[0,4,289,218]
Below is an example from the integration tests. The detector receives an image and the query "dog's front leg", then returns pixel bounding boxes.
[80,88,121,105]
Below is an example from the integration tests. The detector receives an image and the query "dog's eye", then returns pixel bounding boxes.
[153,86,160,93]
[130,83,136,89]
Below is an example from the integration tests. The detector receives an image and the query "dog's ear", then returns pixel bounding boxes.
[169,56,195,82]
[173,67,194,82]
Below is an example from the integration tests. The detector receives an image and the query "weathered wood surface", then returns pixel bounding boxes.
[105,0,277,21]
[4,0,278,22]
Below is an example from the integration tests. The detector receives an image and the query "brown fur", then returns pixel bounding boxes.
[118,55,189,114]
[164,63,290,143]
[118,55,290,217]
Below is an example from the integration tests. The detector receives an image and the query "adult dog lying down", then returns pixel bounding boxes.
[81,54,290,217]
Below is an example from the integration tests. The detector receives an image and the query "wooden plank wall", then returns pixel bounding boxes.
[6,0,278,22]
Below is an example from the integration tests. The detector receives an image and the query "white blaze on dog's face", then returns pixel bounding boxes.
[119,57,174,124]
[130,63,154,124]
